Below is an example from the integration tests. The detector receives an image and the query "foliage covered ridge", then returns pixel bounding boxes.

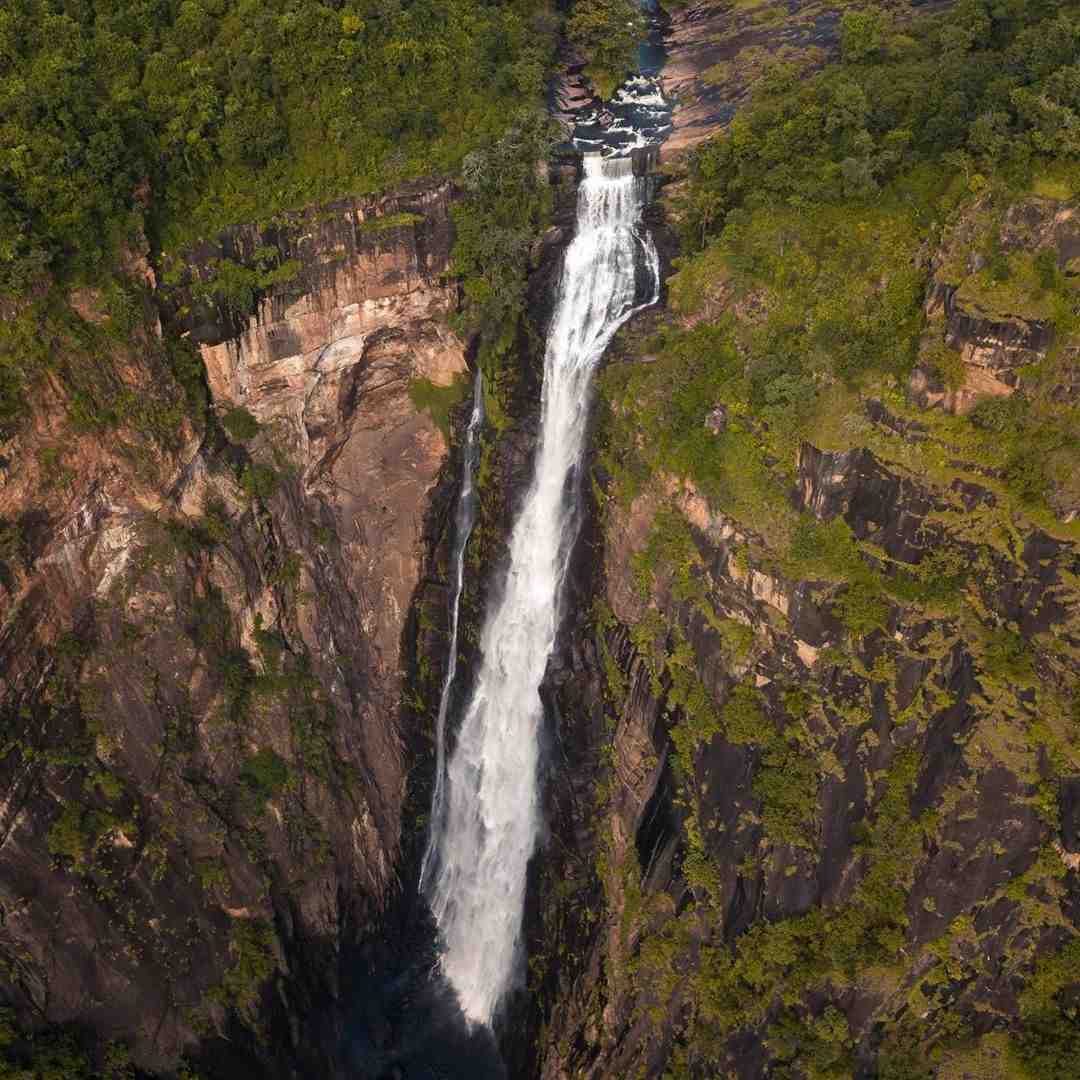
[532,0,1080,1077]
[0,0,556,293]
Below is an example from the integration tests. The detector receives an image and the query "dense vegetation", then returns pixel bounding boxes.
[0,1009,208,1079]
[567,0,645,97]
[606,0,1080,536]
[5,0,1080,1074]
[450,105,559,418]
[0,0,557,294]
[0,4,567,1070]
[0,0,563,445]
[589,0,1080,1075]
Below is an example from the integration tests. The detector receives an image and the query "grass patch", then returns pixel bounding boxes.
[221,406,260,442]
[1029,161,1080,200]
[955,252,1066,322]
[408,375,469,441]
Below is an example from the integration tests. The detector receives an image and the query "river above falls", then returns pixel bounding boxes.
[567,3,671,157]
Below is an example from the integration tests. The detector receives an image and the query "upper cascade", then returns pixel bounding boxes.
[572,72,672,156]
[571,1,671,157]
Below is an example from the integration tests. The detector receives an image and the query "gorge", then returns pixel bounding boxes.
[2,1,1080,1079]
[427,150,660,1027]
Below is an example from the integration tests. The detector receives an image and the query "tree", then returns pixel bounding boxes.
[840,7,888,64]
[567,0,645,99]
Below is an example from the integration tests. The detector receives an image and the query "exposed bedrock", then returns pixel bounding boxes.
[0,181,474,1076]
[532,428,1079,1076]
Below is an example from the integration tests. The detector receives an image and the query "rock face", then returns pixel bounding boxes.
[913,195,1080,413]
[658,0,742,157]
[0,183,468,1076]
[180,183,468,708]
[550,45,597,137]
[658,0,839,160]
[514,192,1080,1077]
[530,450,1079,1077]
[188,182,463,435]
[548,2,839,160]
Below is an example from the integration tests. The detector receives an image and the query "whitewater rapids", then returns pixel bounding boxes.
[426,153,659,1025]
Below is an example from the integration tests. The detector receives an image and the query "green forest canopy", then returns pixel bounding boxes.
[650,0,1080,521]
[680,0,1080,238]
[0,0,556,294]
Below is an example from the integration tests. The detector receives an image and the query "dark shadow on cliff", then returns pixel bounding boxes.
[337,372,513,1080]
[339,898,506,1080]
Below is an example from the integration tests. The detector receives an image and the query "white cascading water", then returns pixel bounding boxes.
[419,371,485,894]
[427,153,660,1025]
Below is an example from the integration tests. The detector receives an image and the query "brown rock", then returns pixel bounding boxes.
[0,178,470,1073]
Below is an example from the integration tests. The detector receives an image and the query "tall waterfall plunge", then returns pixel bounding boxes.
[426,153,660,1026]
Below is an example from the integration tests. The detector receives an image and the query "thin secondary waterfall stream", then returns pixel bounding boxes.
[426,152,660,1026]
[419,371,484,894]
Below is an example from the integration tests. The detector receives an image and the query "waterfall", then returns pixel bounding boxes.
[427,153,660,1026]
[420,370,485,894]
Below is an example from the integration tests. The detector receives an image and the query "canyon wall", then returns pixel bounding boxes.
[523,185,1080,1076]
[0,183,468,1076]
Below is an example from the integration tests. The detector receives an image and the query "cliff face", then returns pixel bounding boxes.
[7,13,1080,1079]
[532,506,1077,1073]
[913,196,1080,414]
[176,181,468,740]
[0,184,467,1075]
[521,184,1080,1076]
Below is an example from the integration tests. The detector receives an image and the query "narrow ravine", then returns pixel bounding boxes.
[425,151,661,1025]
